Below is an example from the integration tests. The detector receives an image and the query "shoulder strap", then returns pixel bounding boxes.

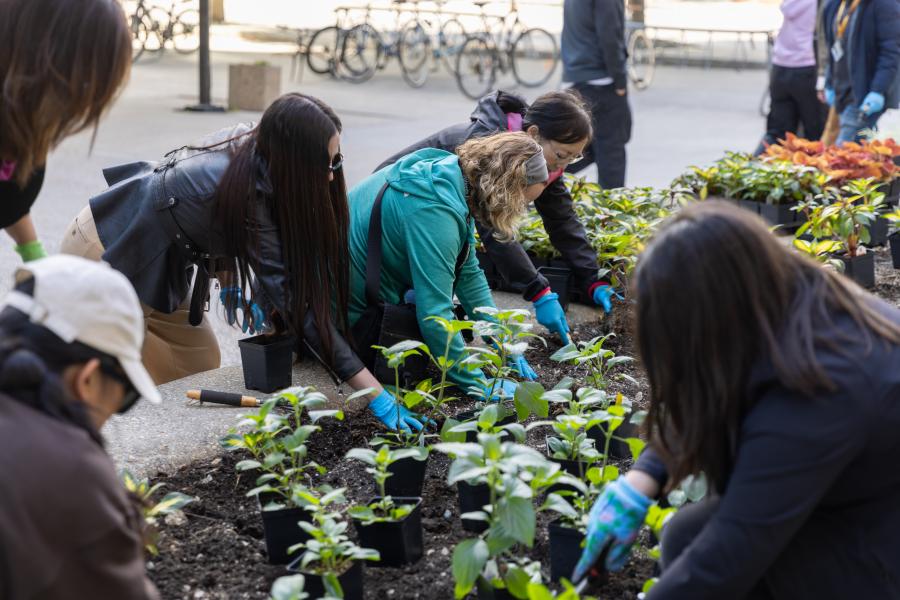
[364,182,391,306]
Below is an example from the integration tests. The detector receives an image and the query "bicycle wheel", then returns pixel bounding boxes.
[340,23,382,84]
[511,27,558,87]
[438,18,467,75]
[455,35,497,100]
[130,10,152,62]
[399,21,431,88]
[627,28,655,90]
[307,26,340,75]
[172,9,200,54]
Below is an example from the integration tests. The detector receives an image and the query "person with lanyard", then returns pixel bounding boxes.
[0,255,163,599]
[821,0,900,144]
[349,133,547,400]
[755,0,825,153]
[0,0,131,263]
[571,201,900,598]
[61,94,422,433]
[375,90,618,345]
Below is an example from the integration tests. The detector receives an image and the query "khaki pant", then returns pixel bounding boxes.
[60,205,221,385]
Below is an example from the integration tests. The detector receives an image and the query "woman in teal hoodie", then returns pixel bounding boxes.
[348,132,548,397]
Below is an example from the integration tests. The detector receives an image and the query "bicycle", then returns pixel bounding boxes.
[340,3,416,86]
[626,22,655,90]
[397,1,467,88]
[129,0,199,63]
[454,0,558,100]
[305,7,361,80]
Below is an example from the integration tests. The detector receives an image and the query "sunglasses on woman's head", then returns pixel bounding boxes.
[329,152,344,173]
[100,362,140,414]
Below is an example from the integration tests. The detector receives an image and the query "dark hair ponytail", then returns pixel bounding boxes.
[523,90,593,144]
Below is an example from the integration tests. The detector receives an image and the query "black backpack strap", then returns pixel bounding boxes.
[364,182,391,307]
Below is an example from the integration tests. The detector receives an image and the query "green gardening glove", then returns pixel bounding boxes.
[14,240,48,262]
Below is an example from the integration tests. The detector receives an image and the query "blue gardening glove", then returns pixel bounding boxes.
[220,286,267,334]
[572,477,653,582]
[367,389,425,432]
[824,87,835,107]
[860,91,885,116]
[403,288,416,304]
[592,284,623,315]
[509,354,537,380]
[533,292,570,345]
[479,378,518,402]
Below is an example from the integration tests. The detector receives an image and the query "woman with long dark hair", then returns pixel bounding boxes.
[376,90,614,344]
[61,93,421,432]
[0,0,131,262]
[574,201,900,598]
[0,255,160,598]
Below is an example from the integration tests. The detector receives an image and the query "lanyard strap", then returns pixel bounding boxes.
[835,0,861,40]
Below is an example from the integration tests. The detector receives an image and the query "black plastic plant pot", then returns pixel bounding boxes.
[588,420,639,460]
[458,481,491,533]
[545,437,589,495]
[733,198,760,215]
[538,266,572,311]
[758,202,804,227]
[287,559,364,600]
[352,497,423,567]
[549,519,586,582]
[382,455,429,498]
[238,334,295,393]
[457,407,516,443]
[840,252,876,289]
[476,577,516,600]
[257,494,310,565]
[890,233,900,269]
[867,216,889,247]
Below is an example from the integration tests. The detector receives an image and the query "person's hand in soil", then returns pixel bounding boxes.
[509,354,537,380]
[533,290,571,344]
[367,389,425,432]
[573,476,653,581]
[478,378,518,402]
[592,284,622,314]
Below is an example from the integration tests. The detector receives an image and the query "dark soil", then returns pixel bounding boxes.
[148,251,900,599]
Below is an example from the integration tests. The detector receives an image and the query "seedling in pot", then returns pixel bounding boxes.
[550,334,636,391]
[121,470,195,556]
[434,433,584,599]
[345,445,420,523]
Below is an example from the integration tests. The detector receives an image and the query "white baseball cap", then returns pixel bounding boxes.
[2,255,161,405]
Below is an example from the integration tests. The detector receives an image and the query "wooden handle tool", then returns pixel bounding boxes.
[187,389,262,407]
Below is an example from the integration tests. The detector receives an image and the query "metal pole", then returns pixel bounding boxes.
[184,0,224,112]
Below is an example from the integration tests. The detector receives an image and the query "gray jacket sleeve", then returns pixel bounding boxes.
[595,0,628,90]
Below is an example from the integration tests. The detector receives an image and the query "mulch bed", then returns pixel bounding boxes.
[147,249,900,600]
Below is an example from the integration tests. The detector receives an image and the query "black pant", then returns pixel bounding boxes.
[566,82,632,188]
[660,498,774,600]
[757,65,825,153]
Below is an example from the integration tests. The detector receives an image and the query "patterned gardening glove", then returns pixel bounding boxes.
[533,291,570,344]
[219,286,267,334]
[572,476,653,582]
[368,389,425,432]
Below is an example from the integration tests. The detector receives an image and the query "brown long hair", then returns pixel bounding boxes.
[0,0,131,187]
[215,94,350,357]
[635,201,900,492]
[457,132,543,242]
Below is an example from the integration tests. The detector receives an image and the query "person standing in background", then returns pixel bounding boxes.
[821,0,900,144]
[561,0,631,189]
[756,0,824,153]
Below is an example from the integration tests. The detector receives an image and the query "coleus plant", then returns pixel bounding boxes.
[794,178,887,258]
[763,133,899,185]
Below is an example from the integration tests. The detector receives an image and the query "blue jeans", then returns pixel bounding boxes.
[836,103,884,144]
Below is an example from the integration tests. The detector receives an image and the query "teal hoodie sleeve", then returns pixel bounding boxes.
[404,204,488,391]
[455,221,497,323]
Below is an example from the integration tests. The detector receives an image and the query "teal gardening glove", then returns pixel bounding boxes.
[509,354,537,380]
[368,389,425,432]
[220,286,267,334]
[533,291,570,344]
[476,378,518,402]
[592,284,623,314]
[572,476,653,582]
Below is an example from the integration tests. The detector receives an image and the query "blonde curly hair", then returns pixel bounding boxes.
[456,132,544,242]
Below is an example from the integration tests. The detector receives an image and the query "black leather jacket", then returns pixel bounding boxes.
[90,123,364,383]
